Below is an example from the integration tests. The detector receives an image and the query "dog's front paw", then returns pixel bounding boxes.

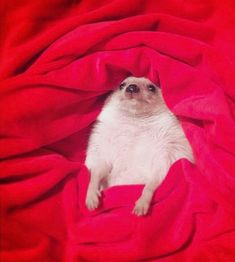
[85,190,100,211]
[132,197,150,216]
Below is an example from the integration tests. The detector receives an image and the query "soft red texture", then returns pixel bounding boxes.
[1,0,235,261]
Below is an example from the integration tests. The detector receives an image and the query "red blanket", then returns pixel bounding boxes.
[1,1,235,261]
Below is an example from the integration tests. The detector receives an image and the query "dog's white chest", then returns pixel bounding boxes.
[104,123,154,185]
[94,111,187,187]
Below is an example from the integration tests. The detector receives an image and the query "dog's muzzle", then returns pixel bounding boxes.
[125,84,140,93]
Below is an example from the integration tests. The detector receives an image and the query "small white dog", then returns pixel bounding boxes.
[85,76,193,216]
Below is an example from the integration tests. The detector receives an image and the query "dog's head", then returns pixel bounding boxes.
[112,76,164,116]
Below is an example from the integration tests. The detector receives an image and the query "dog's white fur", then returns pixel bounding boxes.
[85,77,193,215]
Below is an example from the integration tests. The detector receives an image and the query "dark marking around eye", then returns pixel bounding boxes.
[148,84,156,92]
[119,83,126,90]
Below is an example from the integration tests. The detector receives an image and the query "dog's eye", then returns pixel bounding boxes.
[119,83,126,90]
[148,85,156,92]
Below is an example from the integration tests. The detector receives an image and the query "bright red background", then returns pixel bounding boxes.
[1,1,235,261]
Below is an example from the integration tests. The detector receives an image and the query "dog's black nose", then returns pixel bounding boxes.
[126,84,140,93]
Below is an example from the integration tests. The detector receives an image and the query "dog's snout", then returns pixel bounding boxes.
[126,84,140,93]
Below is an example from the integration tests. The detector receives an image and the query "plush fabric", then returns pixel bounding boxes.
[1,0,235,261]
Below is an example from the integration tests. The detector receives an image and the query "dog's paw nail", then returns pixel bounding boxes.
[133,199,149,216]
[85,193,100,210]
